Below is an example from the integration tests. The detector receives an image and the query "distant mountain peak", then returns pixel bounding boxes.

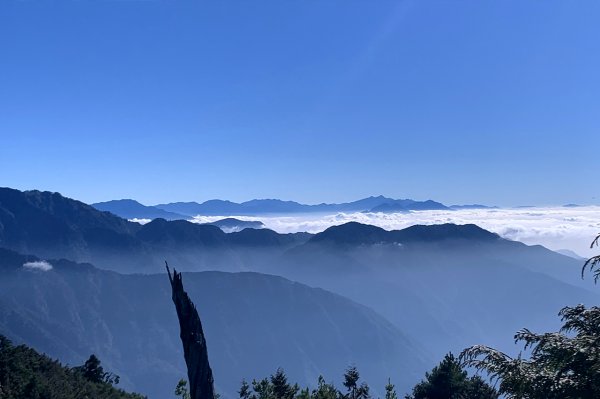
[92,198,186,220]
[154,195,451,216]
[396,223,500,242]
[310,222,392,246]
[96,198,141,205]
[368,199,449,213]
[309,222,500,246]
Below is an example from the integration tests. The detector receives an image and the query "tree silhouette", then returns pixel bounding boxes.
[271,368,299,399]
[406,353,497,399]
[385,378,398,399]
[312,376,338,399]
[239,380,251,399]
[342,366,370,399]
[78,354,120,386]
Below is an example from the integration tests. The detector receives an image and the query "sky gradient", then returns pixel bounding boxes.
[1,1,599,206]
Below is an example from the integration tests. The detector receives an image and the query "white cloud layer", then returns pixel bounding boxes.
[23,260,53,271]
[129,218,152,225]
[191,207,600,258]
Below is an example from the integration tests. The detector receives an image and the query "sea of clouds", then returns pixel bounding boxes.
[191,206,600,258]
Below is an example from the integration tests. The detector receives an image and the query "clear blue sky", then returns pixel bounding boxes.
[1,1,598,206]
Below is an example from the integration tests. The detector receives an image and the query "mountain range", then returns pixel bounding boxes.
[0,186,597,398]
[0,248,428,398]
[92,199,187,220]
[90,195,483,220]
[0,187,308,272]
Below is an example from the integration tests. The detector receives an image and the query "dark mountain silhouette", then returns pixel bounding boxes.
[136,219,228,248]
[0,188,310,272]
[307,222,499,246]
[309,222,391,246]
[391,223,500,242]
[92,199,187,220]
[0,248,428,399]
[0,187,142,262]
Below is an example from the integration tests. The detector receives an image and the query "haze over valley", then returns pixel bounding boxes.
[1,186,598,398]
[2,1,599,398]
[93,196,600,258]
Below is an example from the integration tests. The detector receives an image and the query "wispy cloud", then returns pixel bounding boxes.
[23,260,53,271]
[191,207,600,257]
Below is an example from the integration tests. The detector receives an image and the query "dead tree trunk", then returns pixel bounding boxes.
[167,263,215,399]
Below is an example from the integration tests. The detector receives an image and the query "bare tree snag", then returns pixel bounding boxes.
[167,262,215,399]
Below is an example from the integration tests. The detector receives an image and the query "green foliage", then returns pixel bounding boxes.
[83,354,105,383]
[341,366,370,399]
[405,353,498,399]
[312,376,338,399]
[461,305,600,398]
[0,335,145,399]
[271,368,299,399]
[241,362,494,399]
[460,235,600,398]
[244,369,301,399]
[296,387,311,399]
[175,379,191,399]
[385,378,397,399]
[76,354,120,386]
[239,368,375,399]
[252,377,275,399]
[239,379,252,399]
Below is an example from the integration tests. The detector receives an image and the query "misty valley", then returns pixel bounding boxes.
[1,187,599,398]
[4,1,600,397]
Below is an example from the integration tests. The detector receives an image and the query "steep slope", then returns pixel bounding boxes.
[0,249,429,399]
[0,189,307,272]
[92,199,186,220]
[0,187,142,263]
[0,335,144,399]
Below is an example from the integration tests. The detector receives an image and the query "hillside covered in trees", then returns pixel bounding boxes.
[0,335,144,399]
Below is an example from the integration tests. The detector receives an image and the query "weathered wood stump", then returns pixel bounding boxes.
[167,263,215,399]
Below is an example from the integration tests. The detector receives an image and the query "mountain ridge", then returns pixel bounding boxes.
[308,222,500,246]
[154,196,476,216]
[0,187,502,273]
[0,247,429,399]
[92,199,187,220]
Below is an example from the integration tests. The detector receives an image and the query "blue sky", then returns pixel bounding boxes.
[1,1,599,206]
